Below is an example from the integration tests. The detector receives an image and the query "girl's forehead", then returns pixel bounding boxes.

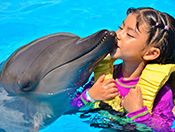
[124,14,141,28]
[124,13,149,33]
[125,14,137,22]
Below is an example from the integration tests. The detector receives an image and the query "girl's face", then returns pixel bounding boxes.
[112,13,149,63]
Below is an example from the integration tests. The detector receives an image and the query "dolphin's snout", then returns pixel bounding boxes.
[100,30,116,42]
[109,31,116,37]
[109,31,117,45]
[103,30,116,37]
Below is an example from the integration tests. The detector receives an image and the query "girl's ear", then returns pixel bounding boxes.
[143,47,160,61]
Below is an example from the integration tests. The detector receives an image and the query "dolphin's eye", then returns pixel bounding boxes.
[20,81,35,92]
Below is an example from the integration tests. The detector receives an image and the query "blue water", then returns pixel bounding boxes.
[0,0,175,131]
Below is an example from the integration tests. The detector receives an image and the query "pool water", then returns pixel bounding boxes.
[0,0,175,131]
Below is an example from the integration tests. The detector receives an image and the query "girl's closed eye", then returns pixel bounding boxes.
[127,33,135,38]
[118,26,135,38]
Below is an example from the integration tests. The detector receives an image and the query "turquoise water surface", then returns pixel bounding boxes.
[0,0,175,131]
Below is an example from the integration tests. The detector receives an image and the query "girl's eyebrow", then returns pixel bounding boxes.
[123,21,139,35]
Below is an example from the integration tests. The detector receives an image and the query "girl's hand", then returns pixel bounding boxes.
[122,87,144,113]
[88,75,119,101]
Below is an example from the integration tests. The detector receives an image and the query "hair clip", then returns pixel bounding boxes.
[155,22,159,26]
[164,25,169,30]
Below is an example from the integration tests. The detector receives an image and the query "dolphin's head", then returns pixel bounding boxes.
[0,29,116,127]
[1,29,116,95]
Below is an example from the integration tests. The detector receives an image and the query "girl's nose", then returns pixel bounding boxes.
[116,30,121,41]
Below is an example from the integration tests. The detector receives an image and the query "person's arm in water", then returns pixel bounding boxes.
[71,75,118,108]
[123,84,175,131]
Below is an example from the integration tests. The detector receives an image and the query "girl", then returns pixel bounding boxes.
[71,7,175,131]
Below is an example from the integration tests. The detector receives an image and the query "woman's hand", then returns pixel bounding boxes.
[122,87,144,113]
[88,75,119,101]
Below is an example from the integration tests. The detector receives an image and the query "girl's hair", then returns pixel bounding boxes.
[127,7,175,64]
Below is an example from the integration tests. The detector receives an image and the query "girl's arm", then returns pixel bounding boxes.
[71,75,118,108]
[126,84,175,131]
[71,88,93,108]
[71,77,95,108]
[71,55,117,108]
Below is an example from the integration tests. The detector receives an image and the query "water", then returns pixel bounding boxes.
[0,0,175,131]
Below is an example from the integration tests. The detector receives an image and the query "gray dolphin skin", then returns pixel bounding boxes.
[0,29,116,131]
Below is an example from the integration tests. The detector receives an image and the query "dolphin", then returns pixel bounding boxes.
[0,29,116,131]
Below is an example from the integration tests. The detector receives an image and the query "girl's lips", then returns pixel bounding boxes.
[115,41,119,48]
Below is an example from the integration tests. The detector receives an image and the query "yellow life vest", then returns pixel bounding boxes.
[137,64,175,113]
[93,55,123,112]
[93,55,175,113]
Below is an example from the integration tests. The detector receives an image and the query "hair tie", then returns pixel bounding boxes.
[155,22,159,26]
[164,25,169,30]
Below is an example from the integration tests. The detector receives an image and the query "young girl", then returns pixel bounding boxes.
[71,7,175,131]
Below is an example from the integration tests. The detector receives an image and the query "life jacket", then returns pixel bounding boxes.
[93,55,124,112]
[137,64,175,113]
[93,55,175,113]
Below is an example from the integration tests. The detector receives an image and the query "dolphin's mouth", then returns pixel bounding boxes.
[41,30,115,79]
[93,31,110,48]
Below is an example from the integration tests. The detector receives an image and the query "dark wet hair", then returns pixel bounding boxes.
[127,7,175,64]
